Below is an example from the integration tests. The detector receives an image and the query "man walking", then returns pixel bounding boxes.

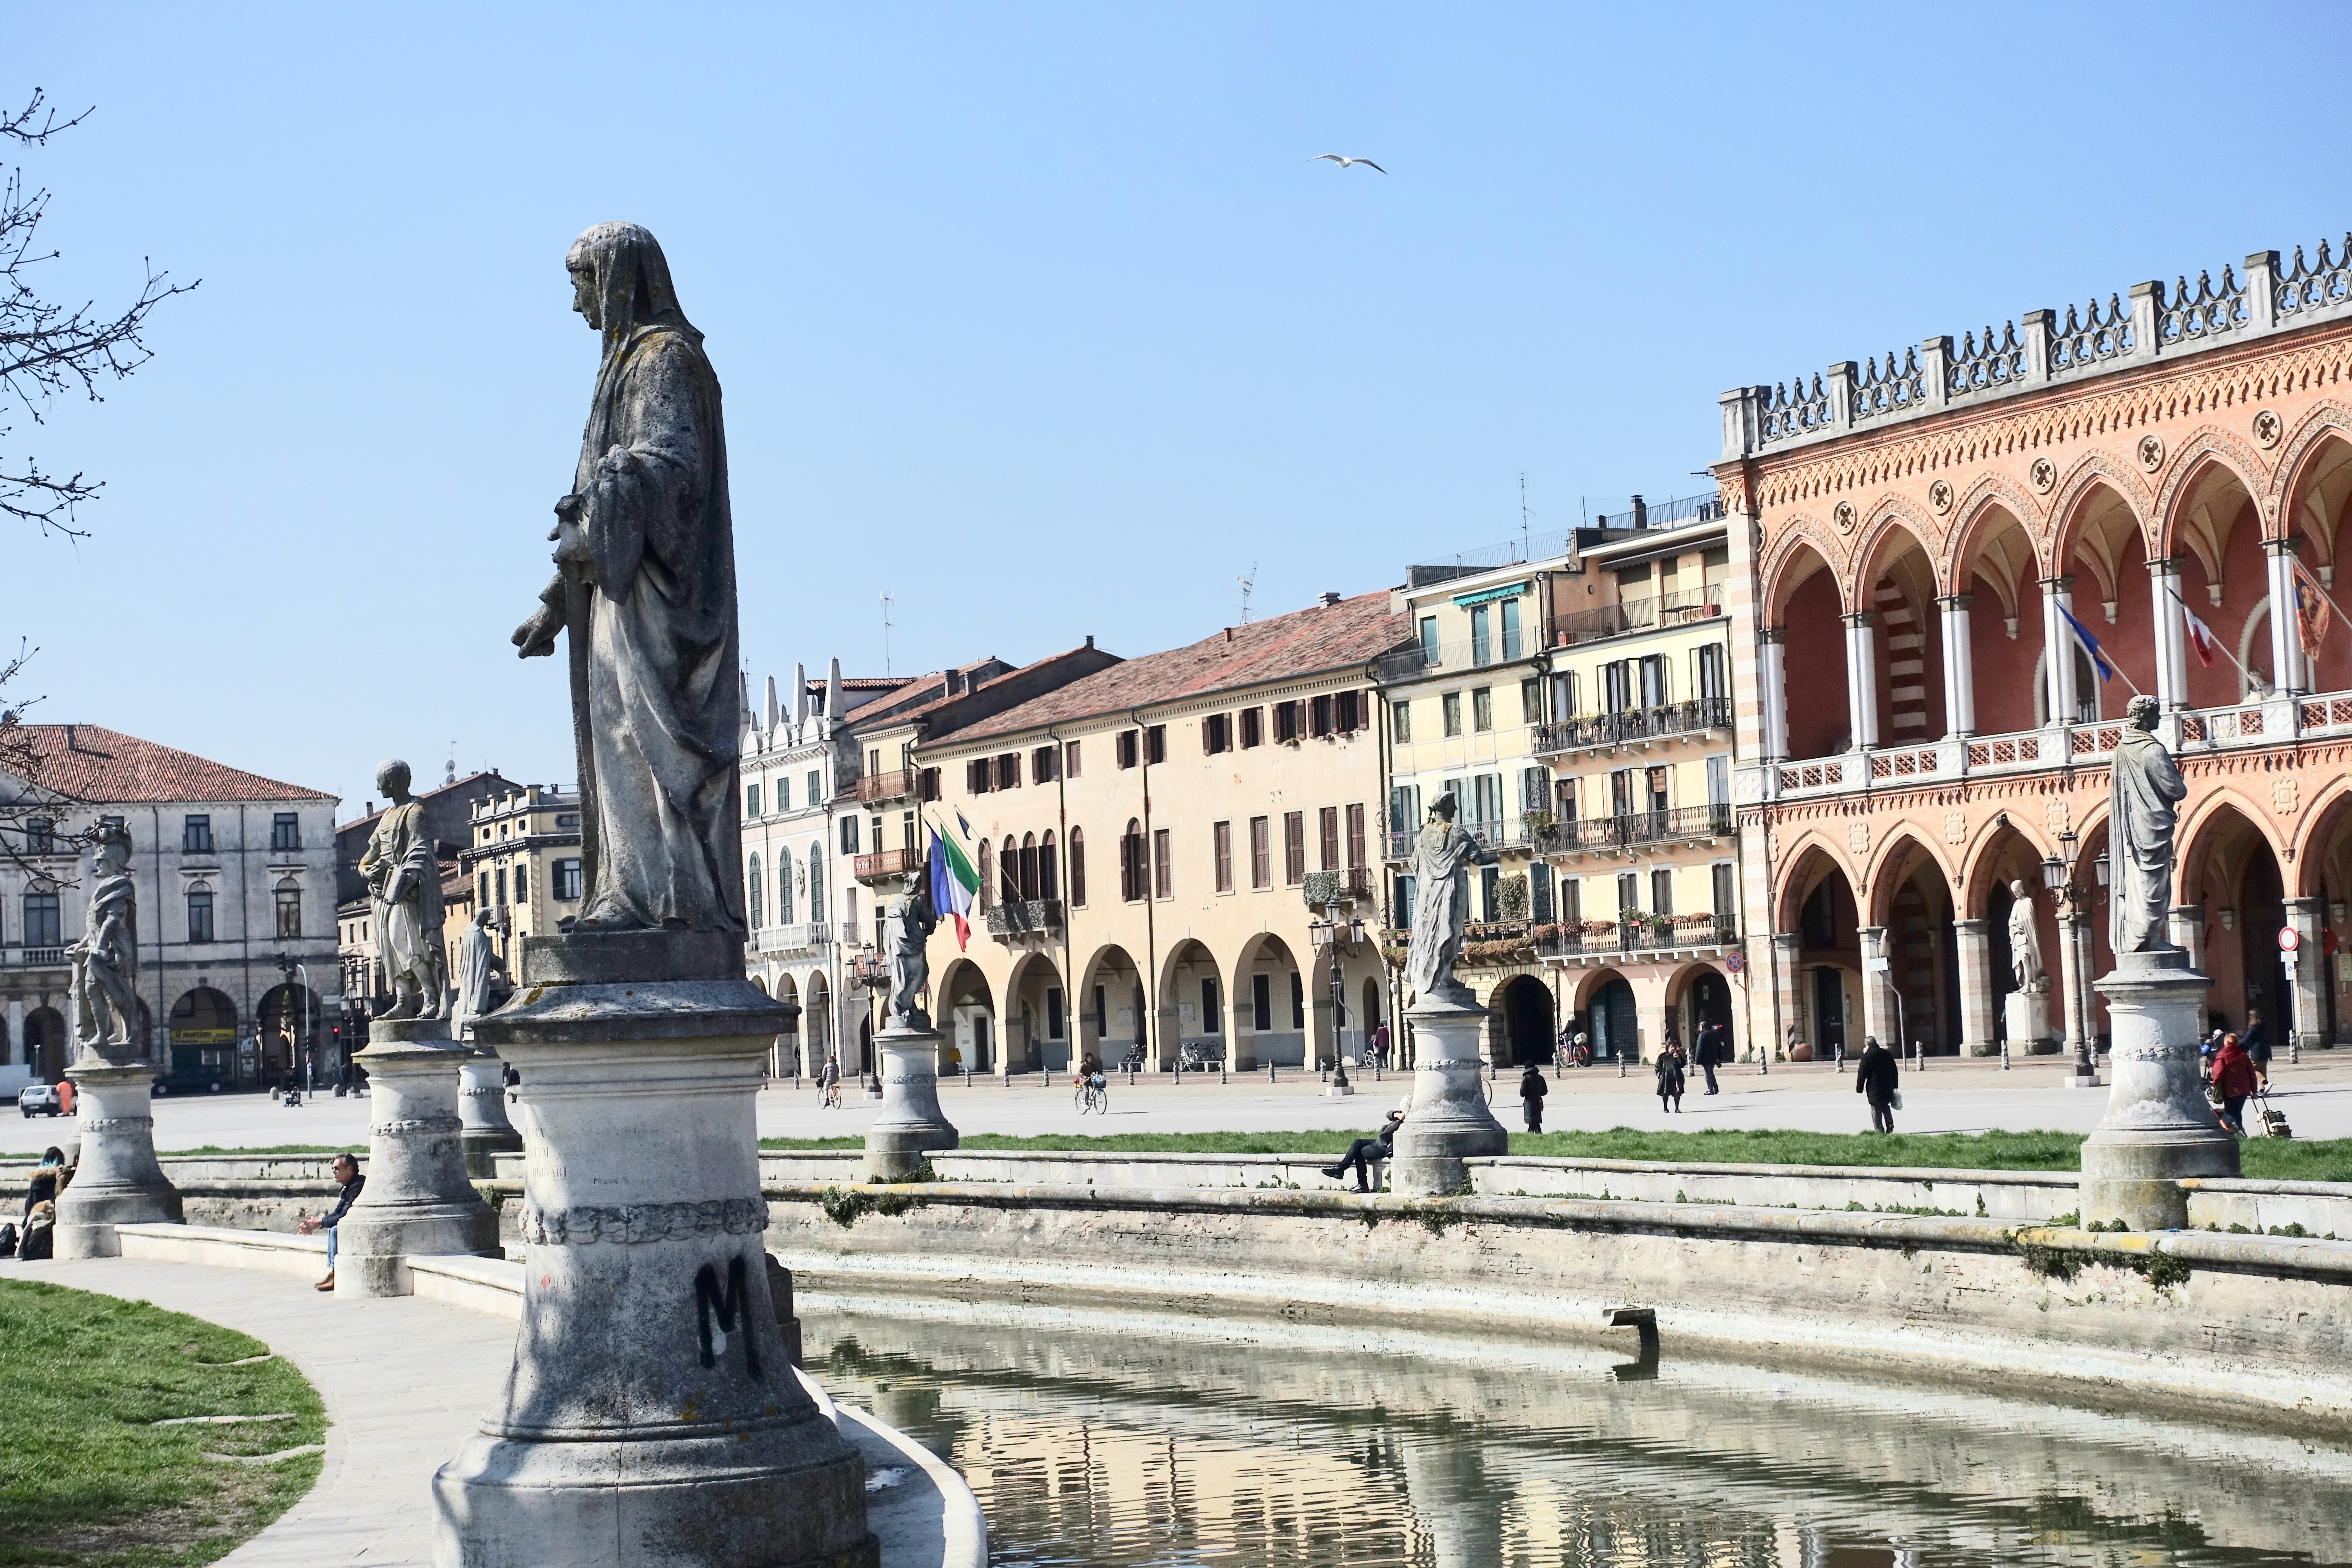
[294,1152,364,1292]
[1855,1035,1899,1133]
[2242,1007,2272,1091]
[1694,1019,1725,1094]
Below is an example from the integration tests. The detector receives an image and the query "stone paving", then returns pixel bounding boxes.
[31,1255,514,1567]
[13,1056,2350,1154]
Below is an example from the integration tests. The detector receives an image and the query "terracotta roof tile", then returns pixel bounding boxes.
[946,593,1407,745]
[6,724,335,805]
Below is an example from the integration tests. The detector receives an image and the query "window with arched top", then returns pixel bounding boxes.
[273,876,303,940]
[1019,832,1039,902]
[1002,836,1020,906]
[184,882,214,945]
[1039,830,1058,902]
[807,847,824,922]
[776,847,794,925]
[747,852,764,930]
[1121,819,1145,903]
[1068,828,1086,907]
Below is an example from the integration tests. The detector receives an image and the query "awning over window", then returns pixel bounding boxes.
[1451,579,1530,608]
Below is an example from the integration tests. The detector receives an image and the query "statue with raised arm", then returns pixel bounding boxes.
[883,881,937,1032]
[2111,693,2188,956]
[510,221,745,937]
[360,759,446,1020]
[2006,879,2046,991]
[69,823,139,1060]
[1405,793,1498,1007]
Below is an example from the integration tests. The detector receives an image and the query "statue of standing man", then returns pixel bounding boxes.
[2111,693,2188,956]
[1404,793,1498,1008]
[512,222,744,938]
[361,759,446,1020]
[70,822,139,1060]
[2006,879,2046,991]
[883,882,937,1032]
[453,906,509,1041]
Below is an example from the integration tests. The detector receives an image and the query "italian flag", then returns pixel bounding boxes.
[929,826,979,951]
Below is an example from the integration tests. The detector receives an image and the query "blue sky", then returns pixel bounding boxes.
[10,3,2351,813]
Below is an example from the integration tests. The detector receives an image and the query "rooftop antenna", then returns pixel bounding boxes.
[1519,472,1532,560]
[445,743,457,787]
[879,591,895,677]
[1237,561,1258,624]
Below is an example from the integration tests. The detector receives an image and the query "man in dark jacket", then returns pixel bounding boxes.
[2242,1008,2272,1090]
[1855,1036,1899,1133]
[1323,1107,1406,1192]
[295,1152,364,1293]
[1694,1020,1726,1094]
[1519,1065,1548,1133]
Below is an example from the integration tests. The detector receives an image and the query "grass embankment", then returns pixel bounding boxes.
[756,1128,2352,1181]
[0,1280,325,1568]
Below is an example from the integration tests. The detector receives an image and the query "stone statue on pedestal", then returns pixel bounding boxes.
[360,759,446,1020]
[2006,879,2045,991]
[882,881,937,1032]
[1404,793,1498,1008]
[453,907,509,1041]
[69,823,139,1060]
[511,220,744,939]
[2111,693,2187,955]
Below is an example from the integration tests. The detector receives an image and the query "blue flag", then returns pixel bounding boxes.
[2056,602,2114,683]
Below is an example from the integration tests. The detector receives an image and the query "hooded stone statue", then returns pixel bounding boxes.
[454,906,508,1040]
[2111,693,2187,956]
[514,221,744,935]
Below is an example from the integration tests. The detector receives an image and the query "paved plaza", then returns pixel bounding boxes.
[11,1056,2351,1157]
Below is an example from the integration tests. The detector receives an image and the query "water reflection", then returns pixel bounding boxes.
[804,1295,2352,1568]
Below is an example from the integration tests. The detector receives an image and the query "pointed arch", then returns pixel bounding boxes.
[1760,519,1850,621]
[2175,788,2287,906]
[2155,433,2272,553]
[1960,812,2058,917]
[1850,499,1945,601]
[2046,453,2155,567]
[1862,830,1959,927]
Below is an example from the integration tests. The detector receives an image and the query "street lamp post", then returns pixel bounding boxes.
[1308,907,1365,1088]
[2041,830,2110,1085]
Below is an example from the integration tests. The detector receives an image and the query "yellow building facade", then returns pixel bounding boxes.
[910,593,1406,1074]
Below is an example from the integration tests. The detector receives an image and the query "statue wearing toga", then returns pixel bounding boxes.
[70,823,139,1059]
[1405,792,1498,1008]
[513,222,744,937]
[2110,693,2187,956]
[882,882,938,1032]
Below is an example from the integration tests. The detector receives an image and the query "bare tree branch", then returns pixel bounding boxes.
[1,89,196,536]
[0,640,92,888]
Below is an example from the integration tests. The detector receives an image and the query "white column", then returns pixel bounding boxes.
[3,997,17,1066]
[2148,558,2187,712]
[2265,540,2304,694]
[2286,897,2326,1054]
[1843,612,1880,750]
[1937,593,1975,736]
[1759,628,1789,759]
[1858,925,1895,1048]
[2057,910,2089,1063]
[2042,575,2078,725]
[1955,919,1997,1056]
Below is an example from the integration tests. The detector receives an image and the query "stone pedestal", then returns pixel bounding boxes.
[432,930,871,1568]
[866,1024,958,1181]
[458,1049,525,1179]
[1390,995,1507,1197]
[338,1018,499,1297]
[54,1060,181,1257]
[2081,947,2240,1230]
[2003,987,2056,1054]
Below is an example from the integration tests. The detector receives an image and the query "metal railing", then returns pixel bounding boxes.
[1539,915,1737,957]
[855,769,915,805]
[1372,632,1534,682]
[1531,697,1732,754]
[1584,493,1726,532]
[1543,804,1734,853]
[751,922,831,955]
[1302,867,1376,905]
[852,846,922,881]
[983,898,1066,937]
[1547,587,1722,649]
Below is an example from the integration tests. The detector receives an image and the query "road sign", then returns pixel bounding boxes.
[1863,956,1891,974]
[2280,927,2302,953]
[1724,950,1745,975]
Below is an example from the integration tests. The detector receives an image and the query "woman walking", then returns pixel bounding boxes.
[1519,1064,1549,1133]
[2211,1031,2259,1135]
[1653,1042,1685,1114]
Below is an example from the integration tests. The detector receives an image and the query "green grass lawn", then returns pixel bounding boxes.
[0,1280,325,1567]
[754,1127,2352,1181]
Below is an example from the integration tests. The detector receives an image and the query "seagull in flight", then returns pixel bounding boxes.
[1310,153,1386,173]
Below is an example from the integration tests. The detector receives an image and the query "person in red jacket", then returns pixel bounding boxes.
[2210,1032,2259,1136]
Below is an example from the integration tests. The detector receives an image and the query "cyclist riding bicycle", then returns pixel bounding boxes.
[817,1053,842,1109]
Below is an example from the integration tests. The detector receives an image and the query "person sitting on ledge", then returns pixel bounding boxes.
[1323,1106,1406,1193]
[294,1152,364,1292]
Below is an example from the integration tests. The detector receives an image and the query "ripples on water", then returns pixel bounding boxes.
[805,1298,2352,1568]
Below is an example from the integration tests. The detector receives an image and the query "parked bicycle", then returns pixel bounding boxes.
[1178,1041,1225,1072]
[1118,1046,1148,1073]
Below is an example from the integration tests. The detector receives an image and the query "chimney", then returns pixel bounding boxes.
[1319,591,1341,607]
[1086,634,1095,649]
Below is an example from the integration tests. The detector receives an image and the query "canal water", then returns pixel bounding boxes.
[805,1295,2352,1567]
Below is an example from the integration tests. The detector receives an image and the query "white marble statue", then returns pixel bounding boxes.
[2006,879,2046,991]
[2111,692,2188,956]
[1404,792,1498,1007]
[511,221,745,937]
[361,758,446,1020]
[882,881,937,1032]
[68,822,138,1058]
[454,907,509,1040]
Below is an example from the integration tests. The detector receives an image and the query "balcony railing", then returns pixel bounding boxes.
[1532,697,1732,755]
[855,769,915,805]
[7,946,65,967]
[1547,587,1722,650]
[1302,867,1376,906]
[751,922,831,956]
[984,898,1066,938]
[1544,804,1735,854]
[853,846,922,882]
[1539,914,1738,958]
[1372,631,1532,683]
